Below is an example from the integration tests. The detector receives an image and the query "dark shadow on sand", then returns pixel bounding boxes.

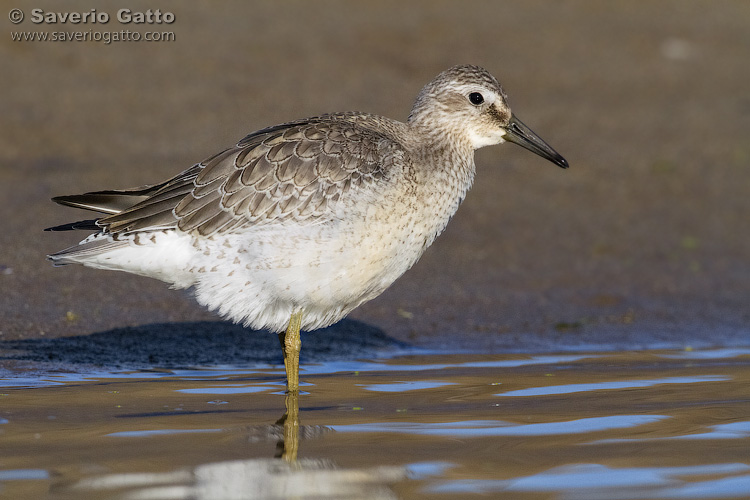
[0,319,408,369]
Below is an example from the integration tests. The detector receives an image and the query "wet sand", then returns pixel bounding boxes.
[1,1,749,358]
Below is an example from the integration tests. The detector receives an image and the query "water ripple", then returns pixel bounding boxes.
[333,415,668,437]
[496,375,730,397]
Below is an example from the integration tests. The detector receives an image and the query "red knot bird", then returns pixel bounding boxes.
[47,65,568,394]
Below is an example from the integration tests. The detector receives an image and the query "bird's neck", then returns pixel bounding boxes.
[407,122,476,186]
[407,130,477,251]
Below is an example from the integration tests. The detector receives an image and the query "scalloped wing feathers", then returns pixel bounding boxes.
[99,116,402,237]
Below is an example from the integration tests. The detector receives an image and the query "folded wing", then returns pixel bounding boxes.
[50,115,405,240]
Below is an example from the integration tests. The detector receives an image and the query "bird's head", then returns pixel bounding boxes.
[409,65,568,169]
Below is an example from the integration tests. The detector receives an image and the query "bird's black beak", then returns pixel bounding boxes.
[503,114,569,169]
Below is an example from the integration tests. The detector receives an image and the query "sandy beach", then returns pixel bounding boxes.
[1,1,748,360]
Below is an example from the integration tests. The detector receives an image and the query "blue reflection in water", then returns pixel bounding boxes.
[593,421,750,445]
[0,367,271,389]
[107,429,224,438]
[673,421,750,440]
[177,385,271,395]
[301,354,595,376]
[0,354,594,389]
[405,461,454,479]
[496,375,729,397]
[362,381,456,392]
[0,469,50,480]
[657,474,750,499]
[658,348,750,360]
[333,415,668,437]
[426,463,750,497]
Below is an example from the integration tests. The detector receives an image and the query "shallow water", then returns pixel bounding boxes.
[1,348,749,499]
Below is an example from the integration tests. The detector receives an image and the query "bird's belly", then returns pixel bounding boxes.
[190,218,424,332]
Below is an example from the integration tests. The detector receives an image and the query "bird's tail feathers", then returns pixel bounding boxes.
[47,235,128,266]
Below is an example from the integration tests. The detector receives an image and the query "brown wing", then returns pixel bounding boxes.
[47,164,202,232]
[100,116,403,236]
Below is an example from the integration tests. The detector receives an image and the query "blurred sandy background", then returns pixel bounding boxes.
[1,1,748,353]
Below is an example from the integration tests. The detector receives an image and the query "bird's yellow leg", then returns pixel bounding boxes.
[278,310,303,394]
[275,312,302,462]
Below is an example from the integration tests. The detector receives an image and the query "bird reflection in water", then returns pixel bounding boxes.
[274,392,301,463]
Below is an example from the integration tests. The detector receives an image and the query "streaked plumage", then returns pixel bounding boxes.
[47,65,568,392]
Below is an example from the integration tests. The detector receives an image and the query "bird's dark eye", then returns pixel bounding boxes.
[469,92,484,105]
